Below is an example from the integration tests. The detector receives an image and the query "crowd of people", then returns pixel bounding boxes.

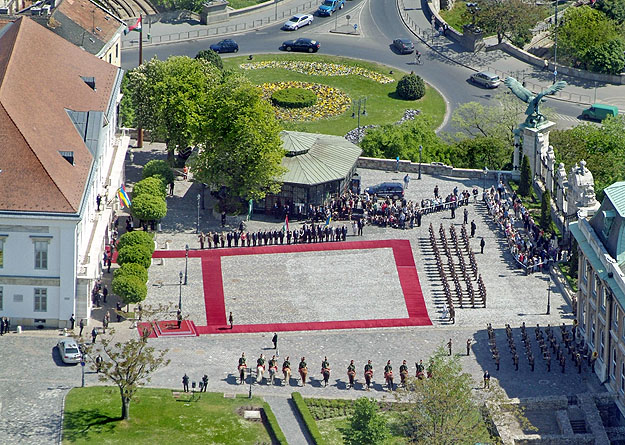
[484,183,565,274]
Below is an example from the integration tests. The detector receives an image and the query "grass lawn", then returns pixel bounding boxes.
[317,415,409,444]
[227,0,268,10]
[62,387,273,444]
[222,54,446,136]
[439,2,469,33]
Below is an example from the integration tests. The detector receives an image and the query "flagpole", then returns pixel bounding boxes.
[137,14,144,149]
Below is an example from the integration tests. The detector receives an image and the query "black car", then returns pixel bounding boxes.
[209,39,239,53]
[392,38,414,54]
[364,182,405,199]
[282,38,320,53]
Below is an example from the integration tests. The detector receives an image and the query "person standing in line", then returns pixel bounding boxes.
[102,285,108,304]
[470,220,476,237]
[463,208,469,225]
[229,312,234,329]
[480,237,486,254]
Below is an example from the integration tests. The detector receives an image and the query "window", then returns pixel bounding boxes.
[600,328,605,358]
[614,304,620,332]
[115,43,118,59]
[0,286,2,310]
[621,363,625,393]
[591,274,597,296]
[34,288,47,312]
[583,260,589,283]
[612,348,617,380]
[0,238,4,268]
[599,285,606,310]
[591,320,596,346]
[34,241,48,269]
[581,305,586,332]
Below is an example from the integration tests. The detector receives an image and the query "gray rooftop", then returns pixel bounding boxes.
[279,131,362,186]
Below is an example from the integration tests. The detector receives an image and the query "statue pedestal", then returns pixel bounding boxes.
[516,120,555,179]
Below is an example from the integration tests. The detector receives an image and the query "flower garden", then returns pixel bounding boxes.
[223,54,446,136]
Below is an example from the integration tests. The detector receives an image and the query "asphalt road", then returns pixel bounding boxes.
[121,0,585,132]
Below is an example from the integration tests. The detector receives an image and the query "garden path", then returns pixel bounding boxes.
[265,395,314,445]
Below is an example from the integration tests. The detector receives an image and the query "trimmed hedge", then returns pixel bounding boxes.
[116,245,153,269]
[113,262,148,284]
[112,274,147,305]
[133,176,167,200]
[116,231,155,254]
[271,88,317,108]
[143,159,175,185]
[292,392,324,445]
[262,402,288,445]
[396,73,426,100]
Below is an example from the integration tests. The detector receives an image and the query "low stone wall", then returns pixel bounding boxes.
[426,0,464,47]
[513,434,595,444]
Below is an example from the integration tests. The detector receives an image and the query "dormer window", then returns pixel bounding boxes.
[59,151,74,165]
[80,76,96,91]
[602,210,615,238]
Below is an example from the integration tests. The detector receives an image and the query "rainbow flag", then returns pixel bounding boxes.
[117,184,131,208]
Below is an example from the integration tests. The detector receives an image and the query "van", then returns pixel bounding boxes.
[364,182,405,200]
[581,104,618,122]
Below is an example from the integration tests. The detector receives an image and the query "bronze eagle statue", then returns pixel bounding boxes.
[503,77,567,127]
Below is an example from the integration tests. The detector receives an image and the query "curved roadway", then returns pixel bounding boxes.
[121,0,584,132]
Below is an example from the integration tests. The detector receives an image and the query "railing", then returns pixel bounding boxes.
[121,0,323,48]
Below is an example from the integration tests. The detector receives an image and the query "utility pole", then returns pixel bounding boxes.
[553,1,558,84]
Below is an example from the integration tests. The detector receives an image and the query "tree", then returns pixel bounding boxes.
[131,194,168,223]
[143,159,175,185]
[116,230,155,253]
[116,245,153,269]
[556,6,622,70]
[597,0,625,23]
[151,0,204,12]
[396,73,426,100]
[451,136,512,170]
[195,49,224,70]
[83,326,170,420]
[587,38,625,75]
[133,176,167,200]
[470,0,544,44]
[119,73,135,128]
[113,263,149,284]
[343,398,389,445]
[540,189,553,233]
[394,346,491,444]
[519,154,532,197]
[111,274,147,305]
[126,57,221,162]
[191,72,286,206]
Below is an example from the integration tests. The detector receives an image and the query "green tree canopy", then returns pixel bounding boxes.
[540,189,553,233]
[143,159,175,185]
[343,398,389,445]
[396,73,426,100]
[116,245,153,269]
[195,49,224,70]
[112,274,148,305]
[191,72,286,204]
[131,194,168,222]
[450,136,512,170]
[116,230,155,253]
[597,0,625,23]
[519,154,532,197]
[133,176,167,200]
[113,262,149,284]
[395,346,491,444]
[586,38,625,75]
[470,0,545,44]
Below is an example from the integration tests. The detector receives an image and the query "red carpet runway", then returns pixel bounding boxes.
[150,239,431,334]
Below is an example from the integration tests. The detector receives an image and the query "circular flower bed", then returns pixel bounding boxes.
[260,81,351,122]
[271,87,317,108]
[241,61,395,84]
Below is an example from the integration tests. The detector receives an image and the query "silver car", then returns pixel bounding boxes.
[283,14,313,30]
[469,71,501,88]
[57,338,82,364]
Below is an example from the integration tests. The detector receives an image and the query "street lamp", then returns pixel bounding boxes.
[178,271,183,310]
[351,98,367,143]
[547,279,551,315]
[483,166,488,192]
[196,193,201,235]
[418,145,423,180]
[553,0,559,84]
[184,244,189,285]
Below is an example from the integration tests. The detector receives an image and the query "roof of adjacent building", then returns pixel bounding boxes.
[279,131,362,186]
[34,0,125,56]
[0,17,120,213]
[604,181,625,219]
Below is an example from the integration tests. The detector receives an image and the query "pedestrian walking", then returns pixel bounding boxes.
[79,318,85,336]
[229,311,234,329]
[483,370,490,388]
[447,338,452,356]
[466,338,472,356]
[102,285,108,304]
[95,354,103,373]
[403,174,410,190]
[480,237,485,254]
[182,374,190,392]
[272,333,278,350]
[91,327,98,344]
[96,194,102,211]
[69,314,75,330]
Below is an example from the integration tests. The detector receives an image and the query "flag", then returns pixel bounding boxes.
[247,199,253,221]
[283,215,289,232]
[117,184,131,208]
[325,214,332,226]
[124,16,142,35]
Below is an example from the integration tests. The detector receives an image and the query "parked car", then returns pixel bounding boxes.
[392,38,415,54]
[469,71,500,88]
[209,39,239,53]
[282,38,320,53]
[365,182,405,199]
[581,103,618,121]
[283,13,313,30]
[57,338,82,364]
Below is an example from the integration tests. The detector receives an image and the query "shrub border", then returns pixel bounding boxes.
[292,392,324,444]
[262,402,288,445]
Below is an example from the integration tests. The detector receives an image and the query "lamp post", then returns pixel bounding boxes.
[547,280,551,315]
[418,145,423,180]
[184,244,189,285]
[351,98,367,143]
[196,193,201,234]
[178,271,183,310]
[483,166,488,192]
[553,0,559,84]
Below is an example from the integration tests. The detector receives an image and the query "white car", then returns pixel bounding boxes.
[57,338,82,364]
[283,14,313,30]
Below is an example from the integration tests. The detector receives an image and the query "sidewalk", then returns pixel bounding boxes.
[265,395,314,444]
[398,0,625,107]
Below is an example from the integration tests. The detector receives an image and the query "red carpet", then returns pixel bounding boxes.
[138,319,198,338]
[152,239,431,334]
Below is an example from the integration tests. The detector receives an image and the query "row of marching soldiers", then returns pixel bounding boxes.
[236,353,435,391]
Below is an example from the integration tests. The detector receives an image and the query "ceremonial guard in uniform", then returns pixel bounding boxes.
[282,356,291,386]
[238,353,247,384]
[347,360,356,389]
[399,360,409,387]
[384,360,394,391]
[299,357,308,386]
[321,356,331,387]
[364,360,374,390]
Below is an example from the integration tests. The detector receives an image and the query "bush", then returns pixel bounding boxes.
[396,74,426,100]
[271,88,317,108]
[113,263,149,284]
[131,194,167,222]
[195,49,224,70]
[262,402,288,445]
[292,392,324,444]
[143,159,175,185]
[116,231,155,254]
[116,245,153,269]
[112,274,147,305]
[133,176,167,200]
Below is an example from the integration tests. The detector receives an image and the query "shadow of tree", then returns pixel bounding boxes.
[63,409,119,442]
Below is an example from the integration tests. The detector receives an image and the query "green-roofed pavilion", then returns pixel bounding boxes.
[261,131,362,214]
